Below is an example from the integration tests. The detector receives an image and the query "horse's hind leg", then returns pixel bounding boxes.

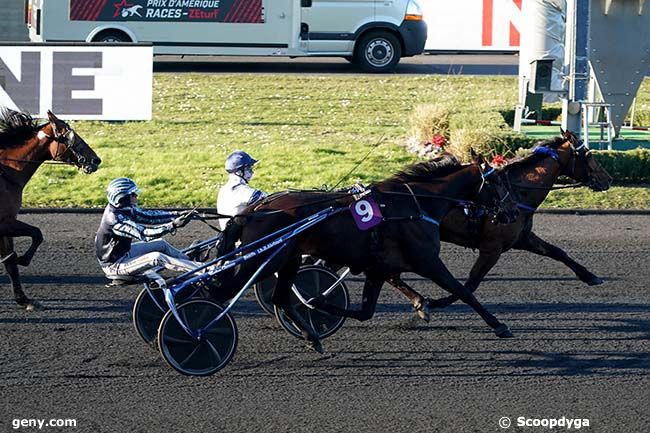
[311,273,384,322]
[0,237,40,310]
[273,255,325,352]
[387,275,432,322]
[417,256,512,338]
[427,248,502,310]
[514,231,604,286]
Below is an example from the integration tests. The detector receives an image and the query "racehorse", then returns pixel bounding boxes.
[0,109,101,310]
[388,129,612,318]
[217,153,519,352]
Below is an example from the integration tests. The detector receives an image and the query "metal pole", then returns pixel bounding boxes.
[562,0,590,135]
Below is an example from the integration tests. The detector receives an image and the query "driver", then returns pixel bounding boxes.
[95,177,200,278]
[216,150,267,230]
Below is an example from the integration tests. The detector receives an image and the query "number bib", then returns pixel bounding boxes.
[350,197,383,231]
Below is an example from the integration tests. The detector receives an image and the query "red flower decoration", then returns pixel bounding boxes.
[431,134,446,147]
[491,154,506,167]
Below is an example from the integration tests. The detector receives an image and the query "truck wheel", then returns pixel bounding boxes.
[354,31,401,73]
[93,31,131,43]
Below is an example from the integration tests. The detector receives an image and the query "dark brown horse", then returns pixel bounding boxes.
[388,129,612,318]
[0,109,101,310]
[218,155,519,352]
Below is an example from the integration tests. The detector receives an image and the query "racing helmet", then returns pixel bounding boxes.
[225,150,258,173]
[106,177,140,207]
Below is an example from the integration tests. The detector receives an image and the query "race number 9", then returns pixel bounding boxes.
[354,200,374,222]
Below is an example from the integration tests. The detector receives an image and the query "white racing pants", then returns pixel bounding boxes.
[103,239,200,277]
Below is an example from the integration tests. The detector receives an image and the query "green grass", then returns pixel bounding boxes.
[21,74,650,209]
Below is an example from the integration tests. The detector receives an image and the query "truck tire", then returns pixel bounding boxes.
[354,31,402,73]
[93,30,131,43]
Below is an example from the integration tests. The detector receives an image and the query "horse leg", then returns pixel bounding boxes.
[311,273,384,322]
[386,275,432,322]
[0,220,43,267]
[417,256,513,338]
[514,231,604,286]
[0,237,41,310]
[273,255,325,353]
[426,248,502,310]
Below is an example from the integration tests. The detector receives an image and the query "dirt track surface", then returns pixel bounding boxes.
[0,213,648,433]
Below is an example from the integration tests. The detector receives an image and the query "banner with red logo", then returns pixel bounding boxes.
[70,0,263,23]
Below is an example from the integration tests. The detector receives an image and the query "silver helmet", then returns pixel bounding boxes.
[106,177,140,207]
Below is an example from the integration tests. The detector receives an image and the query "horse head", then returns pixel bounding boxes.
[44,110,101,174]
[470,149,519,224]
[560,129,612,192]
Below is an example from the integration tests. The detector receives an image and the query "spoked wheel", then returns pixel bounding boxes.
[133,287,167,345]
[274,265,349,340]
[253,274,278,316]
[254,258,341,315]
[158,299,238,376]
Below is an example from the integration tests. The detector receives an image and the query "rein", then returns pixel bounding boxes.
[193,213,224,232]
[507,181,585,191]
[0,156,79,166]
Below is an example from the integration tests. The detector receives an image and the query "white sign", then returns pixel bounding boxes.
[0,44,153,120]
[423,0,523,51]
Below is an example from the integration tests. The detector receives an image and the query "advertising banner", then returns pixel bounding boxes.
[70,0,263,23]
[423,0,522,51]
[0,44,153,120]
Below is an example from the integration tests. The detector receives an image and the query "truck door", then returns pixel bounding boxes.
[301,0,376,53]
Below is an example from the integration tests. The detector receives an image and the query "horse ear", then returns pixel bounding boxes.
[47,110,58,124]
[470,148,479,163]
[560,127,567,137]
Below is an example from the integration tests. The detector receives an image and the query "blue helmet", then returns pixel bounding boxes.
[225,150,258,173]
[106,177,140,207]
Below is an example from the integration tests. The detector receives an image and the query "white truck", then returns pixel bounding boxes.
[25,0,427,73]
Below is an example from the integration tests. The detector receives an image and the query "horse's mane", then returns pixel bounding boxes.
[503,135,566,170]
[386,154,463,183]
[0,108,39,150]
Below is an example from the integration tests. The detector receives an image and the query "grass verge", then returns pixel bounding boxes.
[21,74,650,209]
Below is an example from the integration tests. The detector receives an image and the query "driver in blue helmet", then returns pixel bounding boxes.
[95,177,200,278]
[216,150,267,230]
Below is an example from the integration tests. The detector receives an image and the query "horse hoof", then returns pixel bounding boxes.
[0,252,17,264]
[413,301,431,323]
[495,324,514,338]
[307,339,324,354]
[19,300,43,311]
[586,276,604,286]
[415,309,430,323]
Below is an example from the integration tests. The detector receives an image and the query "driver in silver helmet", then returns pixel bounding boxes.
[95,177,200,278]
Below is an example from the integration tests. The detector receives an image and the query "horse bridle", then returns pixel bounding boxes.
[501,137,596,213]
[43,122,88,167]
[0,122,85,168]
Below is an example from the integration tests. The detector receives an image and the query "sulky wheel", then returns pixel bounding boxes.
[253,274,278,316]
[274,265,349,340]
[158,299,238,376]
[133,287,167,345]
